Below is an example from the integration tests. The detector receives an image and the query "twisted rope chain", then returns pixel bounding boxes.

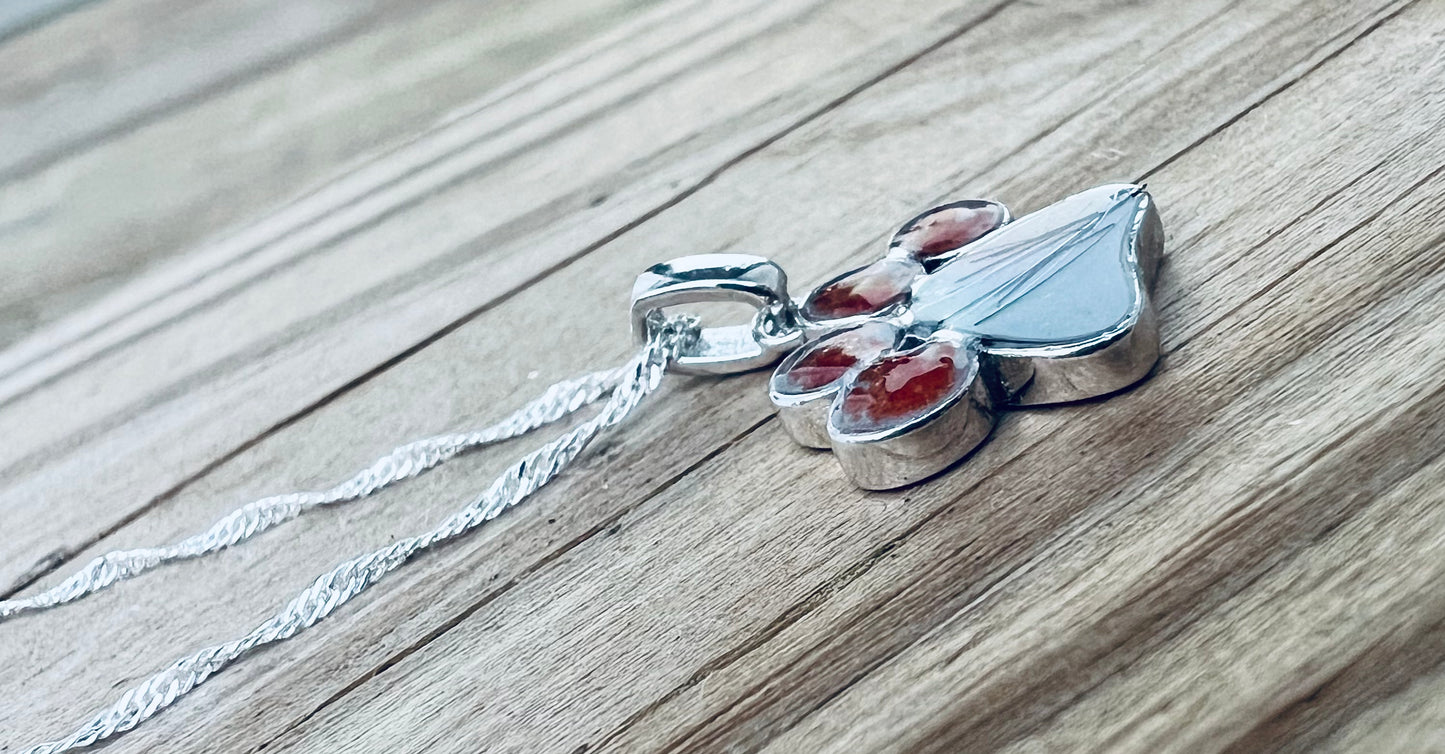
[0,366,623,621]
[21,316,697,754]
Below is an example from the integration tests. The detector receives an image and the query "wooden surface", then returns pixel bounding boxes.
[2,0,1444,751]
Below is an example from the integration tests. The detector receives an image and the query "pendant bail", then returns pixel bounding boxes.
[630,254,803,375]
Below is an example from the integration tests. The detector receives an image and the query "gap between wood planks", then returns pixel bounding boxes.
[232,1,1430,751]
[0,0,1022,601]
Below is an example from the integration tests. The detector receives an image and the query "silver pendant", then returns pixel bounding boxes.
[631,184,1164,489]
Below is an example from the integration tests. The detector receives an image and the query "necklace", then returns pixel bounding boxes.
[10,182,1162,753]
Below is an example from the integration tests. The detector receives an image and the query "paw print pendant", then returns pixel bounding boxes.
[631,184,1163,489]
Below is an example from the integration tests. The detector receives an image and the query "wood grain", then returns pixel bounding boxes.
[2,0,1443,752]
[0,0,658,347]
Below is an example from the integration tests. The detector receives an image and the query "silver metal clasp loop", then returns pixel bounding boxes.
[630,254,803,375]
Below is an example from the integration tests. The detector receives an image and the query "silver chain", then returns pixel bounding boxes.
[1,367,621,621]
[19,315,698,754]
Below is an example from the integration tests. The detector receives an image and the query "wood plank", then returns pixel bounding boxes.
[1064,449,1445,754]
[0,0,1017,593]
[6,0,1435,752]
[0,0,393,346]
[1317,649,1445,753]
[0,0,657,347]
[0,0,389,179]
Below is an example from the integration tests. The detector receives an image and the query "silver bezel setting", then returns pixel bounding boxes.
[884,199,1013,271]
[826,331,996,490]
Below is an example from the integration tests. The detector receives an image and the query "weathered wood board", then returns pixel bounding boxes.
[2,0,1444,752]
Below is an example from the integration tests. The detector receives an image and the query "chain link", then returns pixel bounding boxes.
[20,315,698,754]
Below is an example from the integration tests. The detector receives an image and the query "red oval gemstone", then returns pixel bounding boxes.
[802,259,919,321]
[895,203,1005,258]
[775,323,896,394]
[837,342,958,433]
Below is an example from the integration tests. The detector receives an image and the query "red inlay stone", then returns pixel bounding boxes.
[837,342,958,433]
[895,203,1005,258]
[775,323,896,394]
[802,259,919,321]
[786,345,859,392]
